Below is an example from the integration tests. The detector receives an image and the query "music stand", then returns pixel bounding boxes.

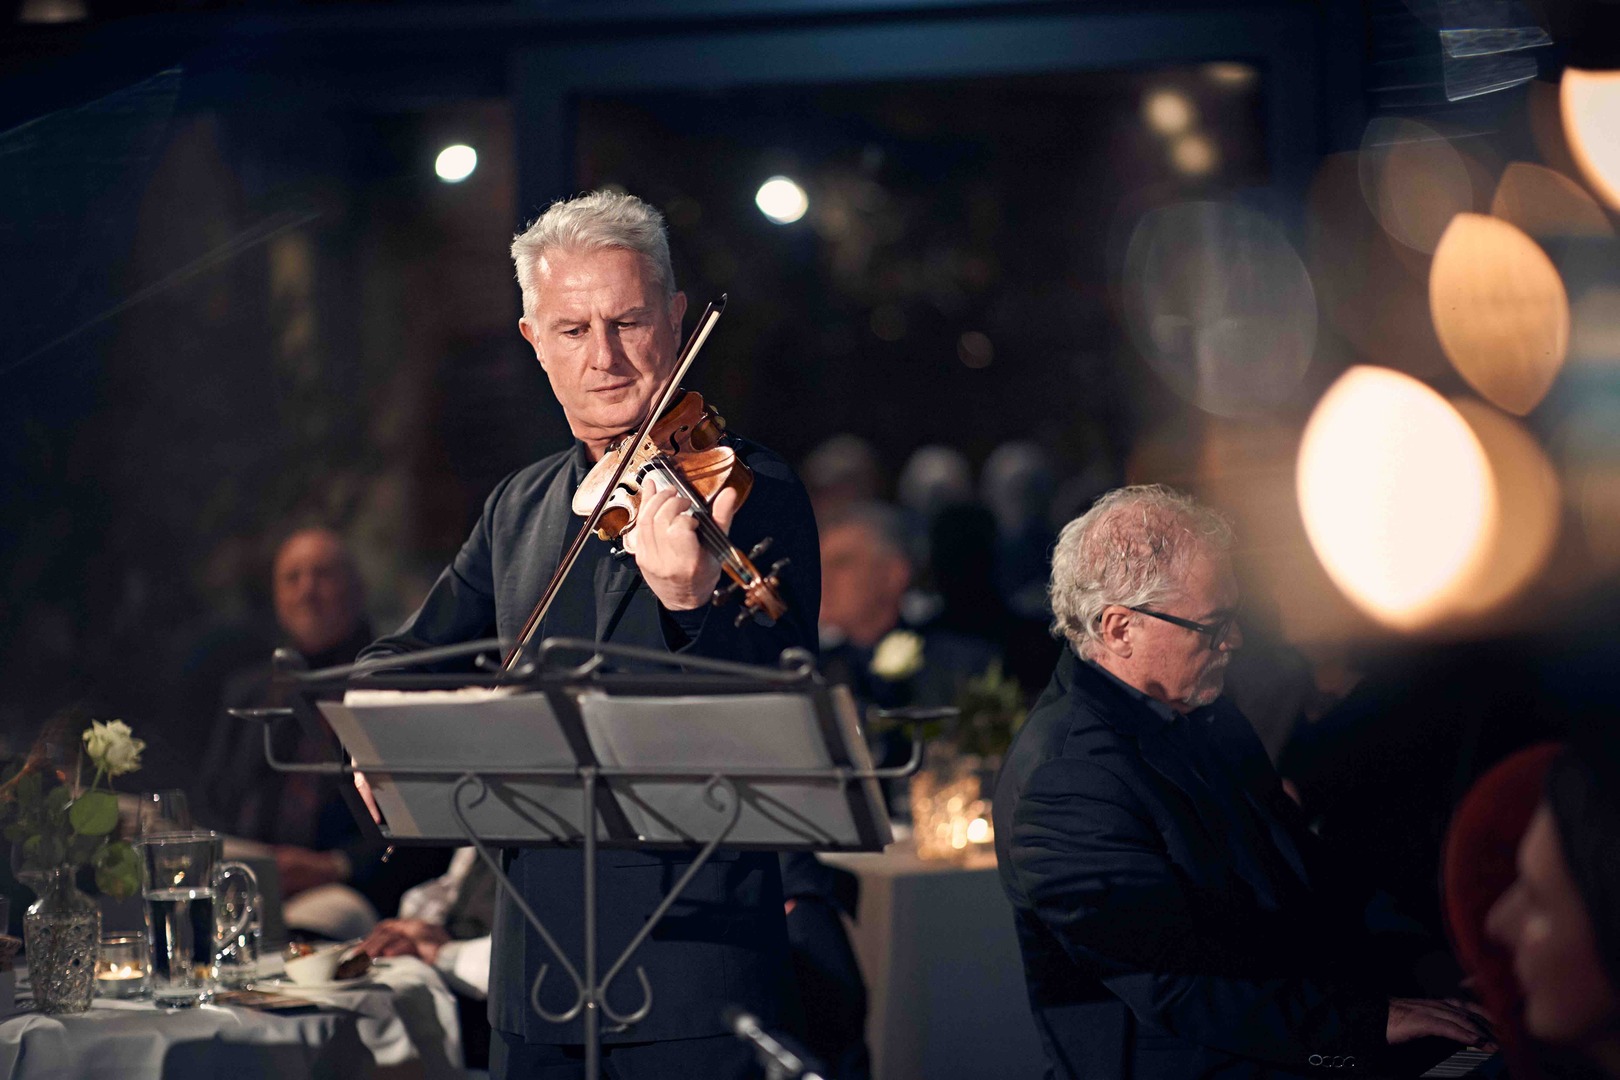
[236,636,925,1080]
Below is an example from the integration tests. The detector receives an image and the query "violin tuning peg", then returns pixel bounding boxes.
[768,558,790,579]
[734,609,750,628]
[747,538,773,561]
[712,581,742,605]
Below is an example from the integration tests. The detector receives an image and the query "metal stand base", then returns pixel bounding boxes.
[451,769,743,1079]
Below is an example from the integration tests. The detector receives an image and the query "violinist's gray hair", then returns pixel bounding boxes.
[1049,484,1232,659]
[510,190,677,316]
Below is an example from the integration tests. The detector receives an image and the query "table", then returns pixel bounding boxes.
[823,845,1047,1080]
[0,956,463,1080]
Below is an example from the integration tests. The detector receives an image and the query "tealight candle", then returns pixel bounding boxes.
[95,934,149,1000]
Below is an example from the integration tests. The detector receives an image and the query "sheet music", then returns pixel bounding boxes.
[579,686,890,850]
[320,689,589,844]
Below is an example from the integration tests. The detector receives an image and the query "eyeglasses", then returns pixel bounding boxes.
[1127,605,1239,651]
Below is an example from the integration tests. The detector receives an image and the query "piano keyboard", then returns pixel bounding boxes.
[1421,1048,1495,1077]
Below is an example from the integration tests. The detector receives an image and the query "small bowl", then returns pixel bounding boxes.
[282,943,348,986]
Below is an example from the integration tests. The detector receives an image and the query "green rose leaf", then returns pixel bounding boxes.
[67,833,103,866]
[23,832,66,870]
[68,790,119,836]
[17,771,41,808]
[94,841,142,900]
[44,785,72,815]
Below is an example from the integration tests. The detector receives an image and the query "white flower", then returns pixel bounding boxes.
[83,719,145,777]
[871,630,925,682]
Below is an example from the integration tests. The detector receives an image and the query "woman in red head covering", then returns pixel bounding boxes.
[1445,733,1620,1078]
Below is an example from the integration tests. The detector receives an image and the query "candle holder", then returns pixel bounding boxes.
[910,750,996,863]
[95,932,149,1000]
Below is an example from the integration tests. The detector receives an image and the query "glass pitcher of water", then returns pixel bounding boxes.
[136,832,260,1006]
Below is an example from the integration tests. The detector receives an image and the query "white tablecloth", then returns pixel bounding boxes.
[822,844,1047,1080]
[0,956,463,1080]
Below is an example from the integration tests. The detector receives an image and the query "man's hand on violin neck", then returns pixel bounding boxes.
[634,484,742,611]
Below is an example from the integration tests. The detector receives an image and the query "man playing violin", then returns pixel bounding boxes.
[361,190,821,1079]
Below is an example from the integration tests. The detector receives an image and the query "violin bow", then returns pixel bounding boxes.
[500,294,728,674]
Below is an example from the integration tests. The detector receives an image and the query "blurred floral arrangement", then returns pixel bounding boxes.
[878,651,1027,761]
[886,646,1028,863]
[0,718,146,899]
[950,661,1027,761]
[870,629,924,682]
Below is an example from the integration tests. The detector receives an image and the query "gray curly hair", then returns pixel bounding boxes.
[510,190,677,317]
[1049,485,1234,659]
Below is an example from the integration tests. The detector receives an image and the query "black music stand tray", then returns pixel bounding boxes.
[235,637,925,1080]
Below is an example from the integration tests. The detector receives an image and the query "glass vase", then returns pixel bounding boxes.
[24,865,101,1014]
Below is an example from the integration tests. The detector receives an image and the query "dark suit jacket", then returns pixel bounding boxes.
[363,436,819,1046]
[993,650,1394,1079]
[197,625,450,918]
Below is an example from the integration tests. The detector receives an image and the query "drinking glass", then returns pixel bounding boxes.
[135,791,193,839]
[136,831,257,1008]
[214,861,261,989]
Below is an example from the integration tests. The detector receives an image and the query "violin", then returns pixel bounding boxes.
[500,296,789,674]
[573,387,788,622]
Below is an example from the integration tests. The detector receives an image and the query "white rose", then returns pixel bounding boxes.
[83,719,146,778]
[871,630,925,682]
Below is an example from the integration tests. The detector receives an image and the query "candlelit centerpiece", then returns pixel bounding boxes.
[908,662,1027,863]
[95,933,149,999]
[1,716,146,1014]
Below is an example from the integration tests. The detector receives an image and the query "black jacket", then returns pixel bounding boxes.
[363,435,820,1045]
[993,650,1395,1079]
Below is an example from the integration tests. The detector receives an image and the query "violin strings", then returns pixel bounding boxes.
[649,456,754,582]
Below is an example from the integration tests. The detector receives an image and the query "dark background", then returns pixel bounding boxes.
[0,0,1610,794]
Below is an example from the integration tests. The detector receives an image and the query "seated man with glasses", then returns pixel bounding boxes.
[992,485,1493,1079]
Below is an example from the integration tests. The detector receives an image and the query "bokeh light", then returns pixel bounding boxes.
[1141,87,1196,136]
[1490,162,1614,240]
[18,0,86,22]
[1203,62,1257,89]
[957,331,993,369]
[434,144,477,183]
[1297,367,1496,631]
[1561,69,1620,212]
[1122,201,1316,417]
[1449,400,1561,618]
[1429,213,1569,415]
[755,175,809,224]
[1170,133,1219,177]
[1358,117,1477,253]
[1307,152,1449,379]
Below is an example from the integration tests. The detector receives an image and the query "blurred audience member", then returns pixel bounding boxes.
[197,526,446,940]
[1485,728,1620,1078]
[927,502,1059,705]
[363,846,498,1069]
[1443,743,1585,1080]
[896,444,973,569]
[980,440,1056,618]
[803,433,884,522]
[819,502,998,712]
